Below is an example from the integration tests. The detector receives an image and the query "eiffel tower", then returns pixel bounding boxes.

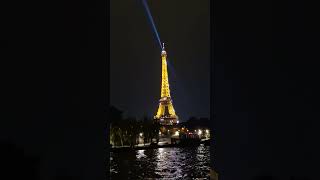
[154,43,179,125]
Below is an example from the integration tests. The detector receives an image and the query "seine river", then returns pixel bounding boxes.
[110,144,210,179]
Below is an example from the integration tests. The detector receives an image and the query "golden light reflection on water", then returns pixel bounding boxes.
[111,146,210,179]
[155,148,183,178]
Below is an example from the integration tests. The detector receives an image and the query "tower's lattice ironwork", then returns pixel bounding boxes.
[154,43,179,125]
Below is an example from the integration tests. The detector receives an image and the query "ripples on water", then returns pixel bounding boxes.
[110,144,210,179]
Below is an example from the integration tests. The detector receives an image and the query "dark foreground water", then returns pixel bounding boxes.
[110,144,210,179]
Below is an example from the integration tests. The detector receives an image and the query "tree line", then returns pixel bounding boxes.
[109,106,212,147]
[109,106,160,148]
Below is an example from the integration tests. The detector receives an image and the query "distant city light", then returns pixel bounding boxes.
[198,130,202,136]
[206,129,209,134]
[177,121,179,123]
[159,131,161,135]
[140,133,143,137]
[175,131,179,136]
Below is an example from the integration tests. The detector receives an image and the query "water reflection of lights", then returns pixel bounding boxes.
[155,148,183,178]
[111,146,211,179]
[110,152,118,174]
[156,148,165,164]
[196,144,210,174]
[136,149,146,159]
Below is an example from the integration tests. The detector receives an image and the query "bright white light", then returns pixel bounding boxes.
[198,130,202,136]
[175,131,179,136]
[159,131,161,135]
[177,121,179,123]
[140,133,143,137]
[206,129,209,134]
[194,130,197,132]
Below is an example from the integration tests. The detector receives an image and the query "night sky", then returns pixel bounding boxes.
[110,0,210,121]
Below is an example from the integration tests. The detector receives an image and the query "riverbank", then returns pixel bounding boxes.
[111,138,210,152]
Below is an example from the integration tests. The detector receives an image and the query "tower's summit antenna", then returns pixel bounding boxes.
[161,42,166,56]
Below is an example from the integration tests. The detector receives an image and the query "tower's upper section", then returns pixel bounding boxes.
[160,42,170,98]
[161,43,167,57]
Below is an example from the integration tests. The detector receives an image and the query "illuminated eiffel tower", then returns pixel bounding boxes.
[154,43,179,125]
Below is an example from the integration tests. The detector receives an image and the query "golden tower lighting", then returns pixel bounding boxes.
[154,43,179,125]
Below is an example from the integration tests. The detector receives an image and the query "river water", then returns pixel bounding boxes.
[110,144,210,179]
